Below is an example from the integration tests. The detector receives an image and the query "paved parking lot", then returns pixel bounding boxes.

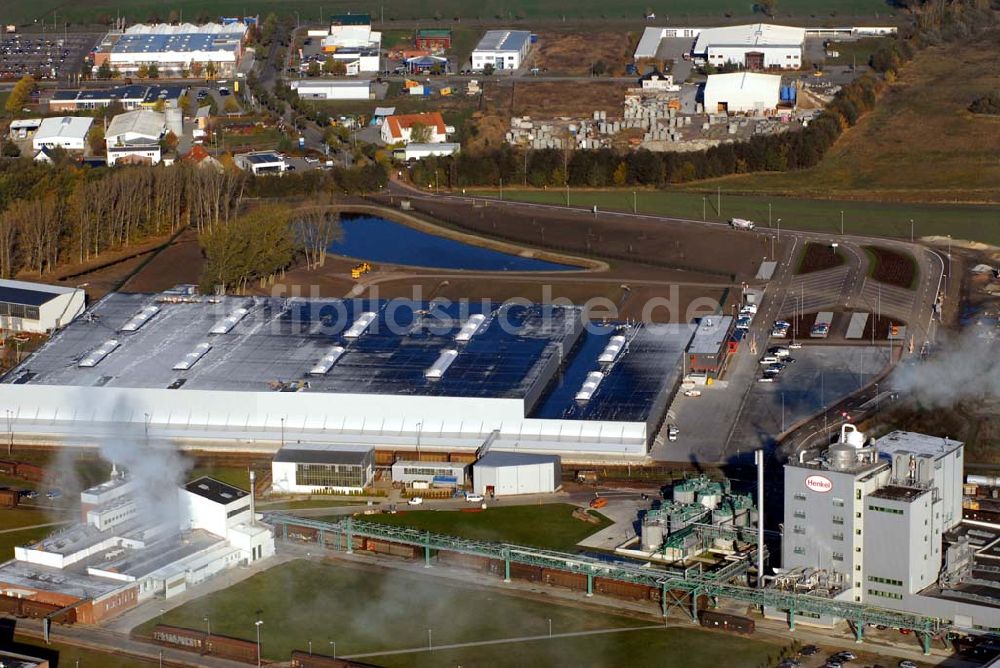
[731,344,891,449]
[0,32,100,82]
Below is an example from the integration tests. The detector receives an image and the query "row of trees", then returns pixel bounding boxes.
[409,0,998,190]
[199,204,344,292]
[407,74,882,188]
[0,163,245,278]
[0,153,389,280]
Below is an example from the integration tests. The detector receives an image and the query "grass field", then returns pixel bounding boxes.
[188,466,253,490]
[368,627,775,667]
[12,636,161,668]
[707,31,1000,204]
[0,526,58,561]
[468,188,1000,245]
[11,1,899,26]
[342,504,611,552]
[136,559,775,665]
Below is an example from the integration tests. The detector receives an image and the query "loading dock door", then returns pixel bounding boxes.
[745,51,765,70]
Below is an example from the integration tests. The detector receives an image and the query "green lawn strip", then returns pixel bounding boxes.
[367,626,776,668]
[12,0,898,25]
[259,498,369,510]
[468,188,1000,245]
[134,559,652,661]
[341,503,611,552]
[188,466,252,490]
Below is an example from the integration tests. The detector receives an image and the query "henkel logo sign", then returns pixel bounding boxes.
[805,475,833,493]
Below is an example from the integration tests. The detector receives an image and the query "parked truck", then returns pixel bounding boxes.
[729,218,755,231]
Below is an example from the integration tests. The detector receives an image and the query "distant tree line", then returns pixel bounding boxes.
[409,73,883,188]
[0,163,244,277]
[0,155,387,280]
[409,0,998,190]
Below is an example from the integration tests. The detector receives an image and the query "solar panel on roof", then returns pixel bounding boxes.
[0,285,62,307]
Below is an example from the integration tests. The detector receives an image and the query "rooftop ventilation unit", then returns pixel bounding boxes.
[343,311,377,339]
[455,313,487,342]
[575,371,605,403]
[309,345,346,375]
[597,335,627,365]
[425,349,458,380]
[119,305,160,332]
[210,306,249,334]
[173,342,212,370]
[79,339,120,368]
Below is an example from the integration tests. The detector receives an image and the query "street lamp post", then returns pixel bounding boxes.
[548,618,552,637]
[910,218,914,243]
[416,421,423,460]
[632,191,637,214]
[702,196,706,221]
[308,640,312,655]
[330,641,336,659]
[255,620,263,668]
[6,409,12,457]
[280,417,285,448]
[204,615,211,637]
[428,628,433,650]
[777,218,781,242]
[840,210,844,235]
[768,202,771,228]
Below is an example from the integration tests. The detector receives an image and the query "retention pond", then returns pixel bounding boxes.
[328,214,578,272]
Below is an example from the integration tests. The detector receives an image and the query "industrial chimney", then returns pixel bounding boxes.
[249,469,256,525]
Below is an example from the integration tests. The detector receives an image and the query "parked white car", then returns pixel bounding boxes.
[407,497,424,506]
[465,494,484,503]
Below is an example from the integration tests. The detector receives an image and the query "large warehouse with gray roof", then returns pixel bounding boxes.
[0,292,696,460]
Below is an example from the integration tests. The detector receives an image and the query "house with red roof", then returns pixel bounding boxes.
[380,111,448,145]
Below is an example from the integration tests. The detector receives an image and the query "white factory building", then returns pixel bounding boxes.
[105,109,167,166]
[635,23,804,70]
[471,30,532,72]
[32,116,94,151]
[272,444,375,494]
[400,142,461,161]
[703,72,782,114]
[234,151,289,175]
[0,473,273,622]
[0,279,85,334]
[770,425,1000,630]
[693,23,804,70]
[473,452,561,497]
[318,14,381,73]
[0,294,696,460]
[94,22,249,77]
[290,79,372,100]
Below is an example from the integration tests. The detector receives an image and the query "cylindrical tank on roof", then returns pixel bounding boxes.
[641,521,664,552]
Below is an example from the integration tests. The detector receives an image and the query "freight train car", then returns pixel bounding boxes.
[698,610,755,634]
[207,633,260,663]
[151,625,207,653]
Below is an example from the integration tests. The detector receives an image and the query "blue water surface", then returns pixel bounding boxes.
[328,215,577,272]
